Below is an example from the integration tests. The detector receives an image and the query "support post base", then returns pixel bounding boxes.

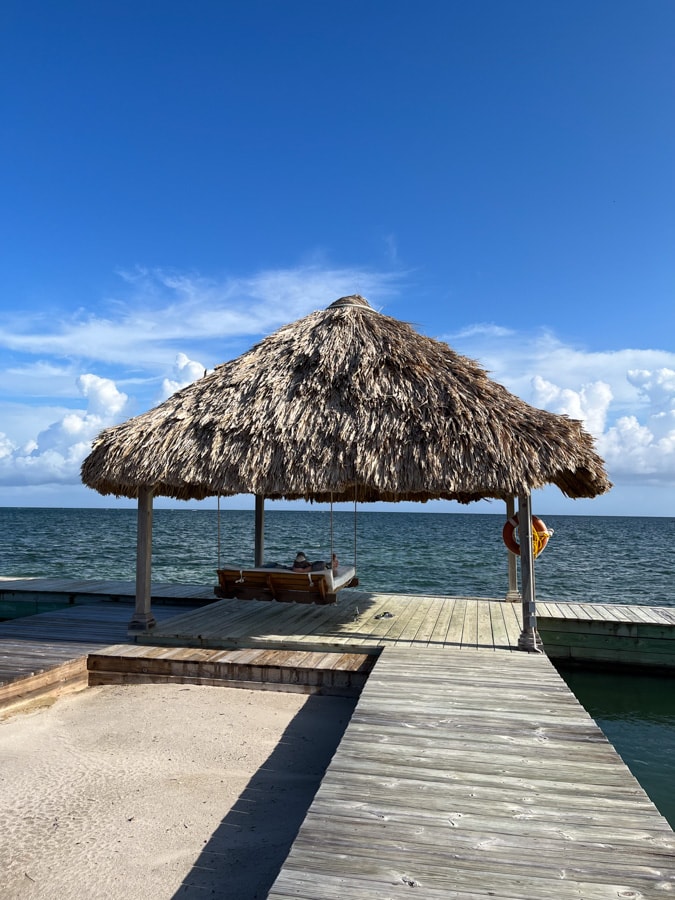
[505,590,521,603]
[128,614,157,633]
[517,628,544,653]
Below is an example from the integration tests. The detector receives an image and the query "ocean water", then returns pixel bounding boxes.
[3,507,674,606]
[1,506,675,827]
[560,666,675,827]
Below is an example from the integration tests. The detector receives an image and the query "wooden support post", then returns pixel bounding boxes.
[129,486,156,633]
[254,494,265,567]
[505,496,521,602]
[517,493,543,652]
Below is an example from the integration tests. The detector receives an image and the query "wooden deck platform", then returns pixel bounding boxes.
[4,576,675,668]
[138,590,675,670]
[537,599,675,669]
[0,601,185,713]
[269,645,675,899]
[6,579,673,682]
[0,601,375,713]
[0,576,214,619]
[137,590,526,653]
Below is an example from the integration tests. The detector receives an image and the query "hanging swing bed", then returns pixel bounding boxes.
[214,496,359,605]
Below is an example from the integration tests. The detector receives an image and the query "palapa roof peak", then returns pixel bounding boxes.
[81,295,611,504]
[327,294,375,310]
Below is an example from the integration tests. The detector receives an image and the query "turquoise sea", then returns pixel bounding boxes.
[1,507,675,826]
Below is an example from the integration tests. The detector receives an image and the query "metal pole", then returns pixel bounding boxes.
[330,495,334,562]
[254,494,265,567]
[517,492,543,652]
[129,485,156,632]
[505,496,521,602]
[217,494,221,570]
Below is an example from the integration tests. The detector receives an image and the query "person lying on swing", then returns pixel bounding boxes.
[292,552,312,571]
[292,551,336,572]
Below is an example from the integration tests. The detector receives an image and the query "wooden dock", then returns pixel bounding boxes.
[537,599,675,669]
[269,645,675,899]
[0,575,214,618]
[1,579,675,895]
[4,577,675,668]
[0,601,185,714]
[0,601,375,712]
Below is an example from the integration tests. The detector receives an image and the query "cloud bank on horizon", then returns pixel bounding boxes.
[2,264,674,512]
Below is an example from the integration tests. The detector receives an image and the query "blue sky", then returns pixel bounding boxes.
[1,1,674,515]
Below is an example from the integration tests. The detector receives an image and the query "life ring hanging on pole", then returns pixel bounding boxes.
[502,513,553,559]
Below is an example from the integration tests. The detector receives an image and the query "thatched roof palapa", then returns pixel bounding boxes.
[81,295,611,504]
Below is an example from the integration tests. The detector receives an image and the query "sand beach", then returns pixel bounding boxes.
[0,684,355,900]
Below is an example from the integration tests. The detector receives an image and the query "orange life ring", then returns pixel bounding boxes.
[502,513,552,559]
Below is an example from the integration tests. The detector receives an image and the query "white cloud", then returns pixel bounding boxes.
[451,323,515,340]
[160,353,206,400]
[447,327,675,487]
[0,264,402,371]
[0,433,16,460]
[0,375,130,486]
[449,326,675,414]
[531,376,613,437]
[627,368,675,416]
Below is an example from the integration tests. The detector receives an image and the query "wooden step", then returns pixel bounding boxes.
[0,657,89,716]
[87,644,376,697]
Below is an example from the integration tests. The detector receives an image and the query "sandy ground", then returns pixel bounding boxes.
[0,684,355,900]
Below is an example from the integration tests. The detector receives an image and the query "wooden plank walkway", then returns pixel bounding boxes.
[0,575,215,603]
[0,601,180,683]
[269,645,675,899]
[139,591,526,653]
[4,578,675,627]
[6,576,675,668]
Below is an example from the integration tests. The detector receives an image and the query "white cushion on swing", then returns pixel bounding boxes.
[329,565,357,591]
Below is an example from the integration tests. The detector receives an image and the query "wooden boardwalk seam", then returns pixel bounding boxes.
[269,646,675,899]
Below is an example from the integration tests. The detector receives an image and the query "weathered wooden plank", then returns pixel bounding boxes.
[396,597,442,647]
[444,597,468,645]
[460,597,479,646]
[86,643,371,696]
[475,597,493,648]
[423,596,456,648]
[406,597,445,646]
[315,771,661,819]
[488,600,511,650]
[0,657,89,712]
[502,599,524,645]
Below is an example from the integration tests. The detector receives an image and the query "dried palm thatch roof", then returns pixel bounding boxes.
[81,295,611,504]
